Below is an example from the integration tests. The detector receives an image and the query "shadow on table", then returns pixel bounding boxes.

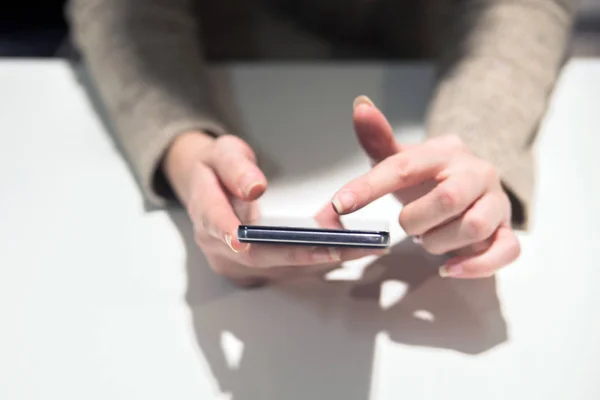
[168,210,507,400]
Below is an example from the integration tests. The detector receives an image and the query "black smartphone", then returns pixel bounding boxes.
[237,217,390,249]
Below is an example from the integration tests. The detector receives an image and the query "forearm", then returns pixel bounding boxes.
[426,0,576,228]
[68,0,227,205]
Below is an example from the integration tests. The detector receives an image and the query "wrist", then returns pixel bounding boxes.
[163,131,215,204]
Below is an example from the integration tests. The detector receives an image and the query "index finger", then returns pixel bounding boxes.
[189,165,248,252]
[331,144,449,215]
[353,95,401,163]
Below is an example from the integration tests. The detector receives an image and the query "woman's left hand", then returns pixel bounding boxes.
[331,96,521,278]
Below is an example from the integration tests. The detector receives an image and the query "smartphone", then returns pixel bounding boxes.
[237,217,390,249]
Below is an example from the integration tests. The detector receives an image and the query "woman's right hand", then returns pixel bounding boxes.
[164,132,383,287]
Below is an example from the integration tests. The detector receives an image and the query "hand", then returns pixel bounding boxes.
[331,96,520,279]
[164,131,384,286]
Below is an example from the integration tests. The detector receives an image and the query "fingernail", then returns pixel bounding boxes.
[312,247,341,263]
[412,236,422,245]
[439,264,463,278]
[332,191,356,214]
[239,172,263,198]
[224,233,238,253]
[225,233,250,253]
[353,95,375,110]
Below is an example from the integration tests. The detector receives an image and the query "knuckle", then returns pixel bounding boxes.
[190,207,212,237]
[399,210,420,236]
[197,211,210,231]
[464,214,492,241]
[470,237,493,254]
[436,185,461,213]
[481,162,499,183]
[390,156,412,181]
[198,210,221,238]
[421,239,446,255]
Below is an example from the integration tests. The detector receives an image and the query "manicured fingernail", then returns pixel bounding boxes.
[439,264,463,278]
[312,247,340,263]
[239,172,263,198]
[225,233,250,253]
[332,191,356,214]
[224,233,238,253]
[353,95,375,110]
[412,236,422,245]
[246,183,264,198]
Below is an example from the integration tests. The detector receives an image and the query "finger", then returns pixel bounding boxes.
[420,192,509,255]
[452,236,494,258]
[314,204,389,260]
[331,143,450,215]
[240,244,386,269]
[340,247,389,261]
[400,162,491,235]
[188,164,248,252]
[204,251,269,285]
[438,225,520,279]
[206,135,267,201]
[416,190,507,254]
[314,203,346,230]
[231,196,261,224]
[242,245,343,268]
[353,95,402,163]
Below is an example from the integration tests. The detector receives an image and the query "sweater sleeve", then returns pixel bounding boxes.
[426,0,577,229]
[67,0,228,206]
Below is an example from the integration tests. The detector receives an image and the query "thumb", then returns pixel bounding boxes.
[353,95,402,164]
[206,135,268,201]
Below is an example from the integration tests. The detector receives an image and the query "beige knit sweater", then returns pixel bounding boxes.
[67,0,576,229]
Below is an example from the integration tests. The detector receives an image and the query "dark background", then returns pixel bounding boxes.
[0,0,599,58]
[0,0,68,57]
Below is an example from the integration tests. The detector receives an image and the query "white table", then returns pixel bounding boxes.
[0,59,599,400]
